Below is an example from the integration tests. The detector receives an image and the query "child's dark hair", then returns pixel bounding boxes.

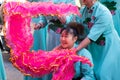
[60,22,84,38]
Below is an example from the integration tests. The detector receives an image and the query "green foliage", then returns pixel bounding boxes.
[49,19,64,32]
[95,34,105,45]
[83,18,91,24]
[102,1,116,11]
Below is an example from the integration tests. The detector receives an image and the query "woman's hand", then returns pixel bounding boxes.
[76,37,91,51]
[70,48,78,55]
[58,16,66,24]
[32,23,44,30]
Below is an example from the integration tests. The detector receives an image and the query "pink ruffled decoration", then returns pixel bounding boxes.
[4,2,81,17]
[11,49,92,80]
[4,2,91,80]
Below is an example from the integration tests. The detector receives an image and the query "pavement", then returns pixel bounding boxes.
[2,52,23,80]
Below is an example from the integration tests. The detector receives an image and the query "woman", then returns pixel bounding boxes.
[75,0,120,80]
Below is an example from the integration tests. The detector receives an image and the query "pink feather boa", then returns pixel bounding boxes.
[4,2,92,80]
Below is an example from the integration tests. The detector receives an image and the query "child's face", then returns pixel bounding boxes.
[60,30,77,49]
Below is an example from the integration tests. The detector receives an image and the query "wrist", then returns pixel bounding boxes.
[75,47,79,52]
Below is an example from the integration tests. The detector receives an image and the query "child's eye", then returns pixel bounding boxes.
[60,35,63,37]
[61,34,68,37]
[63,35,68,37]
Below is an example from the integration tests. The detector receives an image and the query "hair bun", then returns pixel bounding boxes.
[66,22,84,35]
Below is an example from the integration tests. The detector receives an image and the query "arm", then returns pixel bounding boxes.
[58,14,77,25]
[76,37,91,51]
[38,15,47,28]
[81,63,95,80]
[80,50,95,80]
[74,49,95,80]
[76,6,110,51]
[32,15,47,30]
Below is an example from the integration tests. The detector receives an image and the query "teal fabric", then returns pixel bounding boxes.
[53,0,75,4]
[31,16,47,51]
[73,44,95,80]
[24,74,52,80]
[66,14,76,24]
[99,0,120,36]
[78,1,120,80]
[0,51,6,80]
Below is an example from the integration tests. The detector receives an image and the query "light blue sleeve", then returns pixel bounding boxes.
[66,14,76,24]
[32,15,47,27]
[38,15,47,27]
[75,6,86,23]
[81,63,95,80]
[87,16,105,41]
[78,49,95,80]
[87,7,112,41]
[65,6,84,24]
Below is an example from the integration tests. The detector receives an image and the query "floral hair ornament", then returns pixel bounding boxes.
[4,1,92,80]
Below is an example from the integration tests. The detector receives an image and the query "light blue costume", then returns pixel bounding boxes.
[73,44,95,80]
[0,50,6,80]
[31,16,47,51]
[78,1,120,80]
[99,0,120,36]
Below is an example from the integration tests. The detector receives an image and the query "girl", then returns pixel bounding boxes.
[53,22,95,80]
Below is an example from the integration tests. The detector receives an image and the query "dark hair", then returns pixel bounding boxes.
[60,22,84,38]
